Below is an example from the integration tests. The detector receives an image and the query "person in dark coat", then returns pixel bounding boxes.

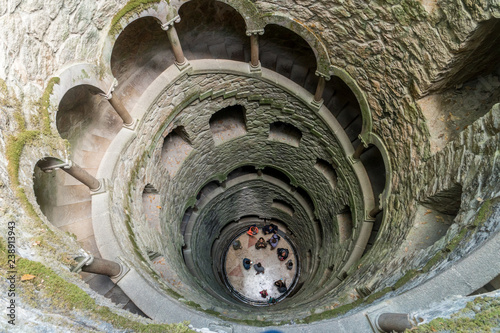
[232,239,242,250]
[277,248,289,261]
[243,258,252,270]
[254,262,265,275]
[267,234,280,249]
[274,279,287,293]
[286,259,293,270]
[255,237,267,249]
[263,223,278,235]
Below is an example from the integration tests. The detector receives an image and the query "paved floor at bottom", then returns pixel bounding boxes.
[225,229,297,303]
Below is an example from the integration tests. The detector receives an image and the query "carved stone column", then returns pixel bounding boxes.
[100,79,134,127]
[247,29,264,70]
[353,141,366,160]
[38,159,101,192]
[81,257,122,277]
[162,15,186,66]
[64,162,101,191]
[314,76,326,102]
[376,313,414,333]
[250,34,260,67]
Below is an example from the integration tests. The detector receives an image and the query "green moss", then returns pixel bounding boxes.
[109,0,163,37]
[13,111,26,131]
[95,307,194,332]
[472,198,498,227]
[5,77,63,221]
[392,269,418,289]
[445,227,469,253]
[303,298,364,323]
[6,130,41,187]
[0,238,193,332]
[365,287,393,304]
[421,250,446,273]
[408,296,500,332]
[39,77,60,134]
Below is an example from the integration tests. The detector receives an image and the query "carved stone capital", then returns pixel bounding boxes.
[161,15,181,31]
[99,78,118,100]
[246,29,264,36]
[315,70,331,80]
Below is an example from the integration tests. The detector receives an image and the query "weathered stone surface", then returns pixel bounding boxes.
[0,0,499,331]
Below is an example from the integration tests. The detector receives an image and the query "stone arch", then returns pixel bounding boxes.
[175,0,249,62]
[362,132,392,210]
[330,65,373,138]
[51,63,113,128]
[262,14,331,77]
[101,1,175,72]
[169,0,263,33]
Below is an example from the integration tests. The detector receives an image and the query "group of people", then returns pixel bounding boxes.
[235,224,295,304]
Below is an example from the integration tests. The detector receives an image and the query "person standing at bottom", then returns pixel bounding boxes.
[254,262,265,275]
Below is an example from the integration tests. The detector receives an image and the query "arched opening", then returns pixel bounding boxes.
[337,205,353,244]
[314,158,338,190]
[177,0,249,61]
[399,183,462,255]
[262,166,291,185]
[259,24,317,94]
[322,76,363,144]
[161,126,193,177]
[268,121,302,147]
[272,199,295,216]
[57,84,122,149]
[360,144,386,210]
[142,184,161,234]
[226,165,256,181]
[111,16,174,108]
[209,105,247,145]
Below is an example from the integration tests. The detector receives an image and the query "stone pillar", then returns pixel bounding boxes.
[246,29,264,70]
[105,93,134,126]
[81,257,121,277]
[63,162,101,192]
[353,142,366,160]
[38,159,101,192]
[376,313,414,333]
[162,16,186,66]
[250,34,260,68]
[99,79,134,127]
[314,76,326,102]
[369,206,382,218]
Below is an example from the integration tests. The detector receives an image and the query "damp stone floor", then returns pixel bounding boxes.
[225,229,297,303]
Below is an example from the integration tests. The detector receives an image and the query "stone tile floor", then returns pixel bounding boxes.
[225,229,297,304]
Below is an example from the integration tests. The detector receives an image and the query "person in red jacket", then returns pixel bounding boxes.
[246,225,258,237]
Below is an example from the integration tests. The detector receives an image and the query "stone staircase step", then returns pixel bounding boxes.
[290,63,309,87]
[226,42,245,61]
[209,42,228,59]
[49,201,92,227]
[79,235,100,257]
[55,184,91,206]
[276,56,294,79]
[59,217,94,241]
[260,51,278,71]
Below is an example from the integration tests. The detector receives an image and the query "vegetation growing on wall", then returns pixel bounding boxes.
[407,296,500,333]
[0,238,194,332]
[4,77,65,220]
[109,0,163,37]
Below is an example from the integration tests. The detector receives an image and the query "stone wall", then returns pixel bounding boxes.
[0,0,499,330]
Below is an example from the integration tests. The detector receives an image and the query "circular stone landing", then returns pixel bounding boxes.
[224,229,298,305]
